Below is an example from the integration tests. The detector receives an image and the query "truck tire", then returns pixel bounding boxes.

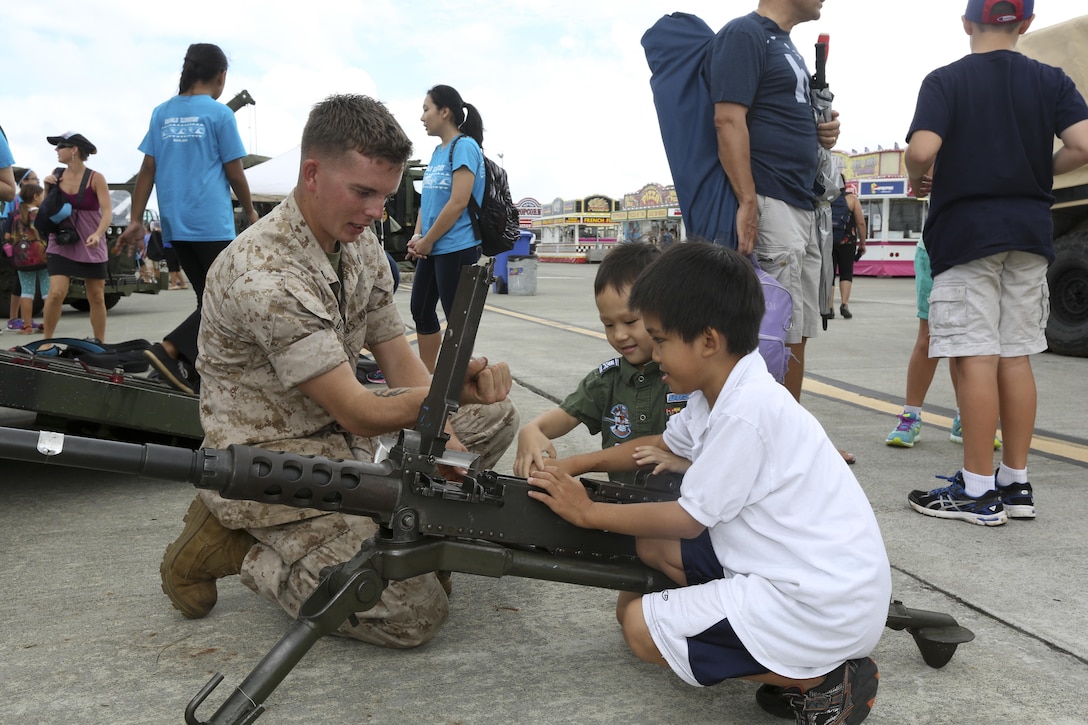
[69,294,123,312]
[1046,232,1088,358]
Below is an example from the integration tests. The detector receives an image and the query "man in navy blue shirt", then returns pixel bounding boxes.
[905,0,1088,526]
[706,0,846,455]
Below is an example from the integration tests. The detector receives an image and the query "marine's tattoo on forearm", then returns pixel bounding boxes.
[373,387,414,398]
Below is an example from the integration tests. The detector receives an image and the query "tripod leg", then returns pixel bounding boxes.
[186,551,387,725]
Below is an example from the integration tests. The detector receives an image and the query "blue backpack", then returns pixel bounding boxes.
[643,14,793,382]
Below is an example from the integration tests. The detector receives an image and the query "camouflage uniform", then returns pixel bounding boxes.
[560,357,688,484]
[196,192,517,648]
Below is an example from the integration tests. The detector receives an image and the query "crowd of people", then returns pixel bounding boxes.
[2,2,1088,724]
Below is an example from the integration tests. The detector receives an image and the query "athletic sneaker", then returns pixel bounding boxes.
[950,414,1002,449]
[998,481,1036,519]
[885,412,921,447]
[365,369,386,384]
[755,684,795,720]
[779,656,880,724]
[908,472,1007,526]
[144,343,198,394]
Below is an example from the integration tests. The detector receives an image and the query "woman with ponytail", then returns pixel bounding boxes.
[408,84,486,372]
[118,43,258,393]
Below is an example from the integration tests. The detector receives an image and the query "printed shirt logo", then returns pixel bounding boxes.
[597,358,621,375]
[161,116,207,142]
[423,160,452,192]
[606,403,633,439]
[665,392,689,419]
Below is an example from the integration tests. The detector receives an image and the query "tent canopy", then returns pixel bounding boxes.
[245,146,300,203]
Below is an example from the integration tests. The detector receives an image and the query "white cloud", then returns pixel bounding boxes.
[5,0,1086,209]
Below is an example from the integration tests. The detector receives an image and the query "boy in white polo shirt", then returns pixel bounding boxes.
[529,242,891,724]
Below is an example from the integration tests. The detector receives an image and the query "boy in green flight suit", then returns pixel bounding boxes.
[514,242,688,484]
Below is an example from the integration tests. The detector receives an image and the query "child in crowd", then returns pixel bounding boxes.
[529,243,890,724]
[5,183,49,334]
[904,0,1088,525]
[513,242,688,484]
[885,240,1001,450]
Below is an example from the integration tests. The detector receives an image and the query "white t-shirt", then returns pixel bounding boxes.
[659,351,891,680]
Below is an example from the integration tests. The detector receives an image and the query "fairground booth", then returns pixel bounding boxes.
[836,148,928,277]
[534,194,620,263]
[610,183,685,248]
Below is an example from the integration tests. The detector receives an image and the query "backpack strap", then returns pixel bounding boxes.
[48,167,91,200]
[75,168,92,200]
[446,134,483,242]
[16,337,108,356]
[446,134,463,167]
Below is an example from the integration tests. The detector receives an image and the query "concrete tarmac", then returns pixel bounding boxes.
[1,260,1086,724]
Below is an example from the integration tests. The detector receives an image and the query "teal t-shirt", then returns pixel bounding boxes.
[138,94,247,243]
[420,135,485,255]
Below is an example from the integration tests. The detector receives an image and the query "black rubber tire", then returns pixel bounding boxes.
[1046,232,1088,358]
[68,293,122,312]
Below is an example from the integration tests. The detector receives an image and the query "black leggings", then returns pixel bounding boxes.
[410,245,482,334]
[832,241,857,282]
[164,240,231,365]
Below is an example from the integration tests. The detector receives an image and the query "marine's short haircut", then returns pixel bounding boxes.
[301,94,413,167]
[593,241,662,296]
[628,241,763,356]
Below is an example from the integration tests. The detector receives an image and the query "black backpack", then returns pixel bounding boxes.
[13,337,153,372]
[448,136,520,256]
[35,167,91,241]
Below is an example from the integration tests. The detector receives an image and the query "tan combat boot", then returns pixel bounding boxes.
[160,496,256,619]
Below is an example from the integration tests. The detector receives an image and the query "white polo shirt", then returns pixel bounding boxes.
[659,351,891,680]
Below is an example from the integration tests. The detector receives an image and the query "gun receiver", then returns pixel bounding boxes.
[0,262,973,723]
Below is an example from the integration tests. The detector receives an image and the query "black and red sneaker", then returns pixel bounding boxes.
[780,657,879,725]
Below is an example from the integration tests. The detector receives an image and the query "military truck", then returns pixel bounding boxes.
[378,160,426,263]
[1020,15,1088,357]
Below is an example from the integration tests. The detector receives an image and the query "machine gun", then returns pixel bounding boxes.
[0,262,972,723]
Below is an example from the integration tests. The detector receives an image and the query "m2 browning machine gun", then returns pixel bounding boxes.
[0,262,973,723]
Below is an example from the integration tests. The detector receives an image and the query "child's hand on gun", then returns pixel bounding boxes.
[633,445,691,475]
[527,467,594,528]
[514,426,558,477]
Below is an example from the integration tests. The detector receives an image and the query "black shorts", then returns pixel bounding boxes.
[47,253,108,280]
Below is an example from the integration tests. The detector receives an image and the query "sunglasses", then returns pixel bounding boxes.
[56,143,74,149]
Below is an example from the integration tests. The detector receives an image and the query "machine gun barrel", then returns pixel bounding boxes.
[0,426,210,483]
[0,427,405,522]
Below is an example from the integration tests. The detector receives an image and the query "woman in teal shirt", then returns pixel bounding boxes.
[408,84,485,372]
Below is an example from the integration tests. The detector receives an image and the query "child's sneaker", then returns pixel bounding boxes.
[780,656,880,724]
[950,413,1001,449]
[908,472,1007,526]
[885,412,920,447]
[997,481,1035,519]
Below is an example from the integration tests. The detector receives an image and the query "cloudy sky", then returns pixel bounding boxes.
[5,0,1086,209]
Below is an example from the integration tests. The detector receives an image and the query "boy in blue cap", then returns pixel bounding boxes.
[904,0,1088,525]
